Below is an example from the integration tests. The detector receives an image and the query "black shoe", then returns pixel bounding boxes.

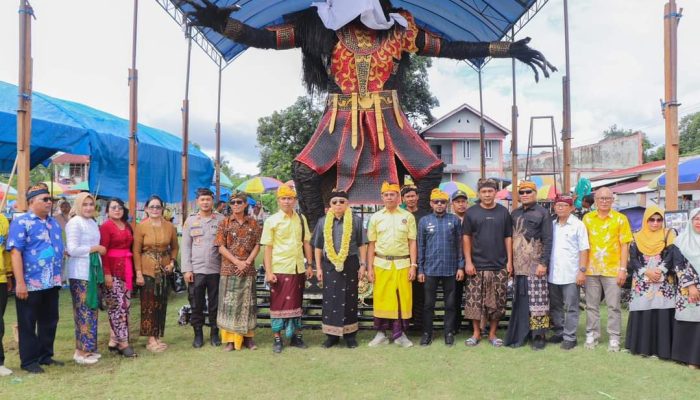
[108,344,119,353]
[445,333,455,347]
[322,335,339,349]
[118,345,137,358]
[547,334,564,344]
[272,337,283,354]
[560,340,577,350]
[290,334,308,349]
[210,327,222,347]
[420,333,432,346]
[23,363,45,374]
[345,336,358,349]
[531,336,546,351]
[40,358,65,366]
[192,327,204,348]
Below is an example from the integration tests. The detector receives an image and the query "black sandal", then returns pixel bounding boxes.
[118,346,137,358]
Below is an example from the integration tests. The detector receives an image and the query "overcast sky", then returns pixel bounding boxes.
[1,1,699,176]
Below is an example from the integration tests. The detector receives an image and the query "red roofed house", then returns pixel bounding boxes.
[52,153,89,186]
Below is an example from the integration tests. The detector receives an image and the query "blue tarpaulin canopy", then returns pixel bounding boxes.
[658,157,700,187]
[162,0,545,68]
[0,81,213,203]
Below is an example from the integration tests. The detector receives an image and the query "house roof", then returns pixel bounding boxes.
[590,160,666,181]
[609,180,651,194]
[52,153,90,164]
[420,103,510,136]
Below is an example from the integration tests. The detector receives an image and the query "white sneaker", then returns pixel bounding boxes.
[0,365,13,376]
[394,333,414,348]
[368,332,389,347]
[73,352,99,365]
[87,352,102,360]
[608,340,620,352]
[584,335,598,350]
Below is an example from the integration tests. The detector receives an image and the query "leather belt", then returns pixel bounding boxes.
[374,253,409,261]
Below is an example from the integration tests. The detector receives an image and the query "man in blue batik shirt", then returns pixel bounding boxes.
[7,184,65,373]
[417,189,464,347]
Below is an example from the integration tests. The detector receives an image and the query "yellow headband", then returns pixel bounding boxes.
[381,181,400,194]
[276,184,297,198]
[430,188,449,201]
[518,181,537,191]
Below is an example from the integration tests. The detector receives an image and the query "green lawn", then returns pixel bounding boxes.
[1,293,699,400]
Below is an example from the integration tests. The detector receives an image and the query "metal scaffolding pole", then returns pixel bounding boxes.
[16,0,33,211]
[181,27,193,221]
[663,0,681,210]
[128,0,139,226]
[215,65,222,203]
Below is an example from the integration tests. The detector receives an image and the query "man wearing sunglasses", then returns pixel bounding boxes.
[504,181,553,350]
[367,182,418,348]
[182,188,225,348]
[582,187,632,352]
[312,189,367,349]
[417,189,464,346]
[7,184,65,373]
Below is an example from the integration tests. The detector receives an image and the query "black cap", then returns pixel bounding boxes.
[451,190,468,201]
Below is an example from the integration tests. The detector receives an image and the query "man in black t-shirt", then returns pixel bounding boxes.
[462,178,513,348]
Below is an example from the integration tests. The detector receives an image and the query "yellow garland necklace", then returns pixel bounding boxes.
[324,208,353,272]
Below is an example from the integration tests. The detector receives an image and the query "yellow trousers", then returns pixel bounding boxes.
[220,329,254,350]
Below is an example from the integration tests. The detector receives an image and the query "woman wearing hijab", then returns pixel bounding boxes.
[65,192,106,364]
[624,206,676,359]
[672,207,700,369]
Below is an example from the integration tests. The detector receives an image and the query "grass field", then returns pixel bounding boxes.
[1,292,699,400]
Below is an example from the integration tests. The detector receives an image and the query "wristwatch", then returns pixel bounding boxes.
[578,267,587,273]
[410,263,418,268]
[359,262,367,267]
[618,267,627,273]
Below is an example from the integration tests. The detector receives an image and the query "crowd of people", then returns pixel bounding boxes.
[0,179,699,376]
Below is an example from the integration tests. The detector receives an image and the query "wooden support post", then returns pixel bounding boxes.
[128,0,139,227]
[478,68,486,179]
[181,28,193,222]
[16,0,33,212]
[510,29,519,209]
[215,65,222,203]
[663,0,680,210]
[562,0,572,195]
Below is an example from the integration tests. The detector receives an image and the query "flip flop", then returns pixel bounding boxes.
[489,338,504,347]
[465,337,480,347]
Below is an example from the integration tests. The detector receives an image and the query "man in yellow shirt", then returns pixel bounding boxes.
[582,187,632,352]
[0,213,12,376]
[261,185,313,353]
[367,182,417,348]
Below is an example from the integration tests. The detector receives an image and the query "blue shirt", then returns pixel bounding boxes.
[417,212,464,277]
[7,212,64,291]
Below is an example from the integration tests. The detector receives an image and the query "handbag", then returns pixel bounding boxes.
[168,259,187,293]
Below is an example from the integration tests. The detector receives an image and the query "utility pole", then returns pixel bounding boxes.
[663,0,681,210]
[128,0,139,226]
[16,0,34,211]
[562,0,572,194]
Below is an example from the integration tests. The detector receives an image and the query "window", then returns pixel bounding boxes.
[463,141,470,159]
[431,145,442,157]
[485,141,493,159]
[69,163,83,177]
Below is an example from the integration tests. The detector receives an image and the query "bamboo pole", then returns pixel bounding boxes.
[215,64,222,203]
[128,0,139,226]
[0,157,19,213]
[562,0,572,194]
[16,0,33,212]
[510,28,519,209]
[181,27,193,222]
[663,0,680,210]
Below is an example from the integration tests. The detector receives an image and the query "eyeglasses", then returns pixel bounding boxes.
[431,200,447,205]
[40,197,53,203]
[518,190,534,195]
[648,217,663,223]
[147,205,163,210]
[109,205,124,211]
[596,197,614,202]
[331,199,347,205]
[230,200,245,205]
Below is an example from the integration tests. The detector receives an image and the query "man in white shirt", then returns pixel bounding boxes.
[548,196,589,350]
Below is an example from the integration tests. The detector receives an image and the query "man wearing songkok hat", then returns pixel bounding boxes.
[548,195,589,350]
[260,185,314,353]
[7,184,65,373]
[312,189,367,349]
[182,188,225,348]
[462,178,512,348]
[504,181,553,350]
[367,182,417,348]
[416,189,464,346]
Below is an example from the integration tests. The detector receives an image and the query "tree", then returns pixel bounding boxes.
[638,111,700,162]
[399,55,440,128]
[603,125,655,162]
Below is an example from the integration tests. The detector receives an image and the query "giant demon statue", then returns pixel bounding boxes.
[181,0,556,228]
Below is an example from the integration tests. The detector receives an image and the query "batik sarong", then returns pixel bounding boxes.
[464,269,508,321]
[140,273,169,337]
[218,275,257,335]
[70,279,98,352]
[103,276,131,343]
[270,273,305,338]
[322,255,360,336]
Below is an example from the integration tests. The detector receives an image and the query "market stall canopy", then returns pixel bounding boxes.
[657,157,700,187]
[0,81,213,202]
[164,0,546,68]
